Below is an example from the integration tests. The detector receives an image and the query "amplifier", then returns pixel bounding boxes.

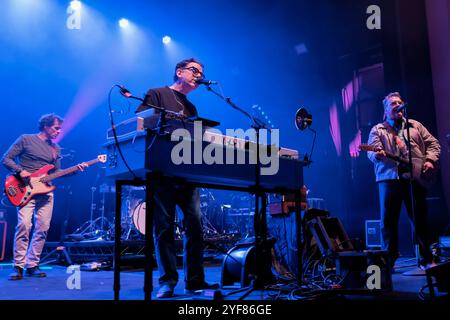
[336,250,392,292]
[268,186,307,215]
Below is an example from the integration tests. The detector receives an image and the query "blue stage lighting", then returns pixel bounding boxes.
[162,36,171,44]
[119,18,129,28]
[70,0,82,11]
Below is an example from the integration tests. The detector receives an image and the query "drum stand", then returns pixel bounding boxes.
[70,186,111,241]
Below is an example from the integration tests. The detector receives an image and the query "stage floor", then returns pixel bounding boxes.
[0,257,444,301]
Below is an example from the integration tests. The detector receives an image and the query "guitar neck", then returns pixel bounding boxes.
[41,158,99,182]
[359,144,409,165]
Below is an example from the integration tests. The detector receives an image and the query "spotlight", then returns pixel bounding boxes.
[70,0,82,11]
[119,18,129,28]
[162,36,171,44]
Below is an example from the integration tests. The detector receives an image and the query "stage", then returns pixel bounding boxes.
[1,1,450,315]
[0,258,445,301]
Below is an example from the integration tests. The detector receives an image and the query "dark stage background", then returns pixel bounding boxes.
[0,0,449,262]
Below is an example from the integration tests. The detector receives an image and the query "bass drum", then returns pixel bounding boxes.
[131,201,183,239]
[131,201,146,235]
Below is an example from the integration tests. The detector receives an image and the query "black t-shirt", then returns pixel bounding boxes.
[135,86,198,117]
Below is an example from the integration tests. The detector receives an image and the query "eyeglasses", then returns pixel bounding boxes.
[182,66,205,79]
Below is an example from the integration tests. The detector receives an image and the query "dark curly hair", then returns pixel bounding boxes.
[38,113,64,131]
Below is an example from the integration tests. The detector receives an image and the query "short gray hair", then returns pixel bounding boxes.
[382,92,402,110]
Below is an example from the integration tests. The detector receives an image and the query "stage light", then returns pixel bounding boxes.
[119,18,129,28]
[70,0,82,11]
[162,36,171,44]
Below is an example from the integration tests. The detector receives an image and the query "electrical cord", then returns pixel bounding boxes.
[107,84,140,181]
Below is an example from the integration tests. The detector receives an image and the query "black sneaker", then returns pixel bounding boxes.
[8,266,24,280]
[156,284,175,299]
[26,266,46,277]
[184,281,219,294]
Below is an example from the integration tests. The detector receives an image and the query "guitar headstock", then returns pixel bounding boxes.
[97,154,108,163]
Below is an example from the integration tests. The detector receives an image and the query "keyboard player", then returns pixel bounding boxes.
[136,58,219,298]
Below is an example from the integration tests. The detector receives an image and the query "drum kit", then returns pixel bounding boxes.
[71,184,255,242]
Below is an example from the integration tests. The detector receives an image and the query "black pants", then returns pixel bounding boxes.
[378,179,433,267]
[153,180,204,287]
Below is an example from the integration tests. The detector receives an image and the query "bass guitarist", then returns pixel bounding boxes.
[367,92,441,271]
[2,113,87,280]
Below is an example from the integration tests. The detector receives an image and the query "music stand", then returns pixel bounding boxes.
[295,107,316,165]
[293,107,316,283]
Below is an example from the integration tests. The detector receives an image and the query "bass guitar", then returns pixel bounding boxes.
[4,155,107,207]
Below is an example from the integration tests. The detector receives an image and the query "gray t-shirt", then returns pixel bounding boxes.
[1,134,61,174]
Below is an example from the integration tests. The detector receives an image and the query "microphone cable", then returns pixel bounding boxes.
[107,84,139,181]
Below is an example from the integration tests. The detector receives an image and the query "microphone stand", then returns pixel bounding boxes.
[204,84,274,297]
[401,106,423,275]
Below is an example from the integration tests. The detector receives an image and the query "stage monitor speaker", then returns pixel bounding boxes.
[426,261,450,298]
[221,237,275,288]
[307,216,354,257]
[336,250,392,292]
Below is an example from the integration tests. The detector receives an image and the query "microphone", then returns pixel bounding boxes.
[119,85,132,98]
[196,79,218,85]
[394,103,408,113]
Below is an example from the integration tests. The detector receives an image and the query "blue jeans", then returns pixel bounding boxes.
[153,181,204,287]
